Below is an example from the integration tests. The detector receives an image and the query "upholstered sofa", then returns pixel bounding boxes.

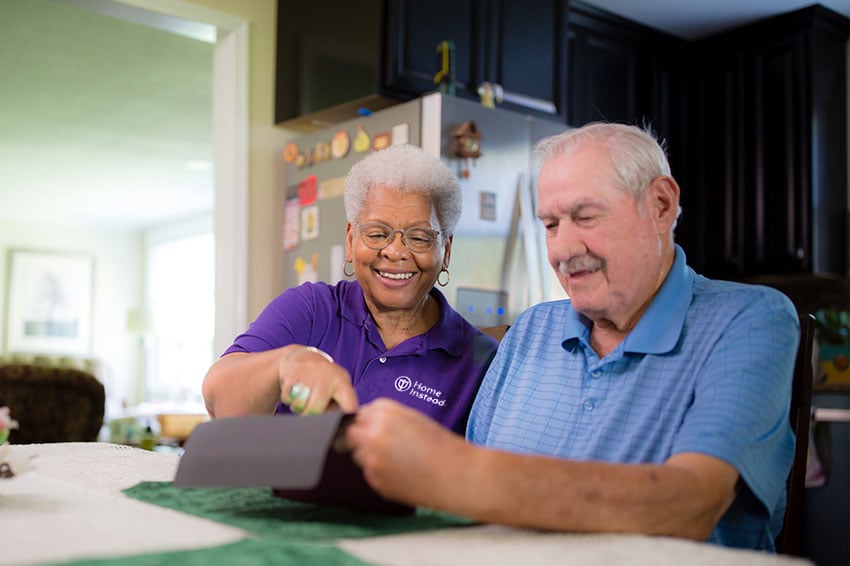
[0,361,105,443]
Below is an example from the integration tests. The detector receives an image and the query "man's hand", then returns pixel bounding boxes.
[345,398,468,505]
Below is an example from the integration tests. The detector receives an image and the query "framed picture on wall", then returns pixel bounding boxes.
[4,249,94,355]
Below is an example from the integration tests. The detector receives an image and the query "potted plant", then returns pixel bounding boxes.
[814,308,850,385]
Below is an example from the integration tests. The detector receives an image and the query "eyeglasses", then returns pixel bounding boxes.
[357,222,442,253]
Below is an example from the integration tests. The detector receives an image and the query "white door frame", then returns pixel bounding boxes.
[109,0,249,356]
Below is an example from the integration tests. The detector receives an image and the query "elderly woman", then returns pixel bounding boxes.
[202,144,498,433]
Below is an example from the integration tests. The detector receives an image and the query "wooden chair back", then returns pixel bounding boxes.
[775,313,815,555]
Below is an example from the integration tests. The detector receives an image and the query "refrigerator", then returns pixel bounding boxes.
[278,92,567,327]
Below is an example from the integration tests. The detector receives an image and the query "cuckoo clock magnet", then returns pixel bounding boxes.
[452,121,482,178]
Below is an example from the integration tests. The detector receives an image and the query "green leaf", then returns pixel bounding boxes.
[814,308,850,346]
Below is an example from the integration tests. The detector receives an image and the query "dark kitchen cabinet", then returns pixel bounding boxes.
[381,0,481,100]
[275,0,399,130]
[565,1,684,134]
[685,6,849,279]
[381,0,566,120]
[564,1,689,211]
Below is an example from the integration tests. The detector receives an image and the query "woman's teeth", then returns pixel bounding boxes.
[378,271,414,280]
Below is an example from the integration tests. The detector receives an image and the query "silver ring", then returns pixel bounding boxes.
[289,382,311,404]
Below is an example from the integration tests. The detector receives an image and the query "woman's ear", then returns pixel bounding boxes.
[345,223,354,258]
[442,234,453,268]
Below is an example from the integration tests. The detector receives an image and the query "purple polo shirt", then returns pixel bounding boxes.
[223,280,498,433]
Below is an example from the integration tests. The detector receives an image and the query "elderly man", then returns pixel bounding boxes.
[345,123,799,551]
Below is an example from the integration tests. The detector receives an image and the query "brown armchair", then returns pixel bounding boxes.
[0,363,105,443]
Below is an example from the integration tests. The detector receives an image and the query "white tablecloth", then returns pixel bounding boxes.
[0,443,812,566]
[0,443,244,565]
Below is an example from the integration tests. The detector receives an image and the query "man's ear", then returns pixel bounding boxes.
[648,175,681,233]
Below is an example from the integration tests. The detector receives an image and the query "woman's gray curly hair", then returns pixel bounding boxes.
[344,144,462,236]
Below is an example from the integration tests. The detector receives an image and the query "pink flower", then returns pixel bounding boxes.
[0,406,19,444]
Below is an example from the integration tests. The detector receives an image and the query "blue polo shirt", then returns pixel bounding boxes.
[225,280,497,433]
[467,245,798,550]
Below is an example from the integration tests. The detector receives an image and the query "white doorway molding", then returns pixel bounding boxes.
[107,0,249,356]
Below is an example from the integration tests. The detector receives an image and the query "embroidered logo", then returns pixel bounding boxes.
[395,376,447,407]
[394,376,412,392]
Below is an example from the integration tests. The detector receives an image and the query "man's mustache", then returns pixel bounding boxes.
[558,254,605,276]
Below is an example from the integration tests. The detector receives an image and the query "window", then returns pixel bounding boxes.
[145,223,214,402]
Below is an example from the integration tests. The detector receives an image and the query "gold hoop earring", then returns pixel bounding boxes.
[343,260,355,278]
[437,268,450,287]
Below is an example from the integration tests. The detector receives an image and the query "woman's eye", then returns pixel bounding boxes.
[407,231,434,243]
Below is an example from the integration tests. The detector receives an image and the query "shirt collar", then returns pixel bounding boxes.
[425,288,466,357]
[340,281,463,356]
[562,245,693,355]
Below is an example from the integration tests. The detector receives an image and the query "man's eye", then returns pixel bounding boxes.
[365,231,388,240]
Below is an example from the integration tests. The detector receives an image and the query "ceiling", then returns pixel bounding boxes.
[583,0,850,40]
[1,0,849,231]
[0,0,214,231]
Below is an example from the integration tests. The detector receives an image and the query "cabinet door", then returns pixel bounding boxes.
[566,3,666,128]
[275,0,383,123]
[686,6,848,279]
[679,50,744,278]
[382,0,566,119]
[382,0,485,100]
[485,0,565,120]
[743,33,810,274]
[687,35,810,278]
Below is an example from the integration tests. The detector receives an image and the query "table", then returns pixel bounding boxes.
[1,443,812,566]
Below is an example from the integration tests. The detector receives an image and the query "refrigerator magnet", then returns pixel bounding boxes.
[373,132,391,151]
[353,126,371,152]
[331,130,350,159]
[294,256,318,284]
[314,141,331,162]
[391,123,409,145]
[299,176,318,206]
[282,198,300,251]
[318,176,345,200]
[283,142,299,163]
[301,205,320,241]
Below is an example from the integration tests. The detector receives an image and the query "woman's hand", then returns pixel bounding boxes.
[278,346,359,414]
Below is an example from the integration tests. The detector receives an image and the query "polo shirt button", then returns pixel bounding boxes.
[583,400,594,411]
[379,357,387,363]
[590,370,601,378]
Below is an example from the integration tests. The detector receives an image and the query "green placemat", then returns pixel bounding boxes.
[123,481,474,540]
[61,539,369,566]
[58,482,475,565]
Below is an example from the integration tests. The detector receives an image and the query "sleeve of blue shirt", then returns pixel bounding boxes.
[673,288,799,517]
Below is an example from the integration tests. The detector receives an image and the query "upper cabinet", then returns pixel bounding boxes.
[275,0,400,131]
[565,2,684,133]
[381,0,566,120]
[380,0,480,101]
[684,6,849,279]
[563,1,688,203]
